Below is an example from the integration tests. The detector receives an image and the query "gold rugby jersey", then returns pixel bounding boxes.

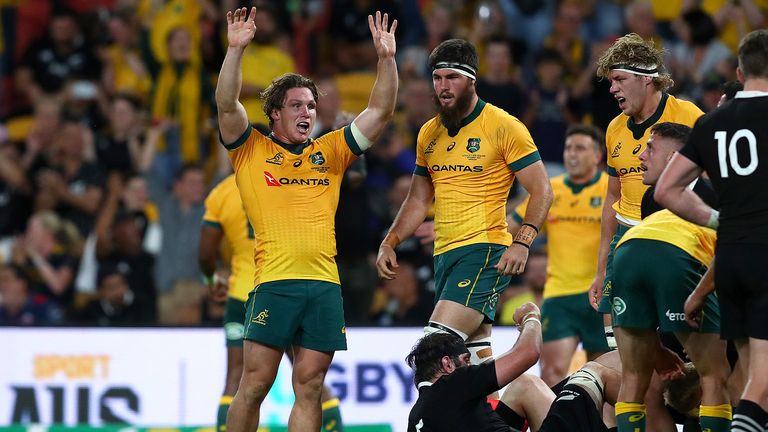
[225,125,360,285]
[606,93,702,224]
[202,174,256,301]
[415,100,540,255]
[514,171,607,299]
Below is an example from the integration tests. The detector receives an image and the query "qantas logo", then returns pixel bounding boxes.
[428,164,483,173]
[263,171,281,187]
[263,171,329,186]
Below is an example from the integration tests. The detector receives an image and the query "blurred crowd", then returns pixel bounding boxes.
[0,0,763,327]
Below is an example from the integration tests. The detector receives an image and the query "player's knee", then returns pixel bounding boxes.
[293,375,325,402]
[238,375,272,406]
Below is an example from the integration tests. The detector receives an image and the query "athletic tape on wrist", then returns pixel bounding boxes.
[513,223,538,248]
[706,209,719,230]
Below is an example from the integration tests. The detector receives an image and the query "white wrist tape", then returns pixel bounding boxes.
[706,208,719,229]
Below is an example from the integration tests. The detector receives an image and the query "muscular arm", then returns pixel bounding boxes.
[376,175,434,279]
[513,161,553,230]
[654,153,709,226]
[495,304,543,386]
[351,12,398,146]
[216,8,256,145]
[495,161,552,275]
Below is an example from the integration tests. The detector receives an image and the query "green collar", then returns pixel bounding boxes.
[269,132,311,155]
[564,170,602,194]
[627,93,668,140]
[443,99,486,137]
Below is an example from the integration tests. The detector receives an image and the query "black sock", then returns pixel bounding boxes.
[731,399,768,432]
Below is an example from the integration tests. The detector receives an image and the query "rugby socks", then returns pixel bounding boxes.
[216,395,232,432]
[322,397,344,432]
[699,404,731,432]
[616,402,646,432]
[732,399,768,432]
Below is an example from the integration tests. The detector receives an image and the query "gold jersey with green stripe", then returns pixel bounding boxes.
[225,124,361,285]
[617,209,716,266]
[513,171,607,299]
[415,100,541,255]
[202,174,255,301]
[606,93,702,224]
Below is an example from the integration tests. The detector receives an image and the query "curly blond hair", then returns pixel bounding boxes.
[596,33,674,91]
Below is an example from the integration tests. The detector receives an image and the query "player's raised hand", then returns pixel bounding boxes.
[368,11,397,59]
[226,7,257,49]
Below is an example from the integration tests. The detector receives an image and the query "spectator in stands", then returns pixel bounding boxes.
[541,0,588,82]
[34,121,105,236]
[101,8,151,99]
[95,175,158,323]
[399,1,456,80]
[395,78,436,149]
[10,211,81,311]
[94,94,143,177]
[0,263,63,326]
[522,49,580,172]
[670,8,733,101]
[144,9,214,179]
[475,36,528,119]
[21,98,63,171]
[14,6,101,105]
[0,136,33,238]
[148,164,206,293]
[76,265,147,326]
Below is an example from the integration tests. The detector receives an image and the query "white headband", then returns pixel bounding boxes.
[433,62,477,80]
[609,63,660,77]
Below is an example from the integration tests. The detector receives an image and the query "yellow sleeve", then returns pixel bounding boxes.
[202,183,224,228]
[500,116,540,172]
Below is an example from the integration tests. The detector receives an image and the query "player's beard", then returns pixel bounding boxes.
[434,87,474,131]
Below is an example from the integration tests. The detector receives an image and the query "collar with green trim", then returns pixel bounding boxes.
[564,170,602,194]
[626,92,668,140]
[269,132,312,155]
[442,99,486,137]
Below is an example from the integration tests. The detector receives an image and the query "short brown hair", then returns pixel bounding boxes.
[566,124,604,152]
[738,29,768,80]
[663,363,701,417]
[596,33,674,92]
[260,73,319,128]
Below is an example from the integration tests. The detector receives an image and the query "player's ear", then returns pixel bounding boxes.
[270,108,281,123]
[440,356,455,373]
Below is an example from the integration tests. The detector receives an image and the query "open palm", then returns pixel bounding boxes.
[368,11,398,59]
[227,7,257,48]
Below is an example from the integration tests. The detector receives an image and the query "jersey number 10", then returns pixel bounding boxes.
[716,129,759,178]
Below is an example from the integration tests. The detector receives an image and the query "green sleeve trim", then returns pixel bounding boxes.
[508,151,541,172]
[344,125,363,156]
[202,220,222,229]
[221,124,252,151]
[511,212,524,224]
[414,165,430,177]
[607,166,619,177]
